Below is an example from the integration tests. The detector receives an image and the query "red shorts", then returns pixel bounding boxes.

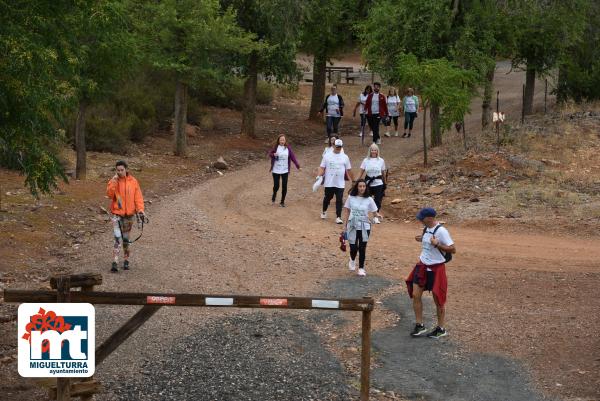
[406,262,448,307]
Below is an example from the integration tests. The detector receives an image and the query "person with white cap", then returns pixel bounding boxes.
[317,139,354,224]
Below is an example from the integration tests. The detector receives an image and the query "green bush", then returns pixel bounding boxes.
[191,77,274,110]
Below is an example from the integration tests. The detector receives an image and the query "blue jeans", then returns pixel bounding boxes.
[404,112,417,130]
[326,116,341,137]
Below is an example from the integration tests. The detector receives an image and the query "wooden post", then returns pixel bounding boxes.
[80,277,96,401]
[56,276,71,401]
[360,307,372,401]
[95,305,161,366]
[462,119,467,151]
[496,90,500,152]
[422,104,428,167]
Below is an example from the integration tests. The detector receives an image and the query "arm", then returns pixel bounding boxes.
[106,177,118,199]
[133,181,145,214]
[358,168,366,180]
[352,101,360,116]
[342,207,350,230]
[288,147,301,170]
[346,169,355,182]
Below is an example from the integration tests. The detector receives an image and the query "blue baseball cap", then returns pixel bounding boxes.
[416,207,437,221]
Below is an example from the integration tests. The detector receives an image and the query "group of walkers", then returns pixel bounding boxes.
[104,80,454,339]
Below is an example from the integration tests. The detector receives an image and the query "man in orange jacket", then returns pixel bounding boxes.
[106,160,145,273]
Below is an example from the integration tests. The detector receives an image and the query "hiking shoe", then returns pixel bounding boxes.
[427,326,447,339]
[410,323,427,337]
[384,132,391,137]
[407,133,411,138]
[123,260,130,270]
[335,217,343,224]
[348,259,356,271]
[357,268,366,277]
[373,217,381,224]
[111,262,118,273]
[320,212,327,219]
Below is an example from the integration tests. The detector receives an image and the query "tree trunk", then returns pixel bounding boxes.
[241,52,259,138]
[481,65,495,129]
[524,66,536,115]
[430,102,442,147]
[174,80,188,156]
[422,104,428,167]
[309,51,327,121]
[75,99,88,180]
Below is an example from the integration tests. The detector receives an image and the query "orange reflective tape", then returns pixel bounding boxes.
[146,296,176,304]
[259,298,288,306]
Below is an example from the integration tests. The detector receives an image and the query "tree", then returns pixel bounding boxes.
[223,0,302,138]
[136,0,253,155]
[359,0,476,146]
[299,0,358,121]
[68,1,137,179]
[0,2,78,195]
[509,0,587,115]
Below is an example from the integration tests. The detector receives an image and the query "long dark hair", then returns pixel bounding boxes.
[273,133,287,149]
[349,179,370,197]
[362,85,372,96]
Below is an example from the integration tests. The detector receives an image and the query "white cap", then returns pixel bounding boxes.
[334,139,343,147]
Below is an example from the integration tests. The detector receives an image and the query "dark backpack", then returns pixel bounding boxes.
[422,224,452,263]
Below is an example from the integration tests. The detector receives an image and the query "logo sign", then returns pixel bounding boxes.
[259,298,288,306]
[18,303,95,377]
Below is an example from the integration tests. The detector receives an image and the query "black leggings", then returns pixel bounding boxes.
[370,185,384,211]
[350,230,370,269]
[272,172,288,203]
[360,113,367,129]
[323,187,344,217]
[390,115,399,130]
[404,112,417,130]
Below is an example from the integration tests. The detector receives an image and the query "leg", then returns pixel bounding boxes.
[349,241,358,261]
[357,230,368,269]
[332,117,341,134]
[322,187,335,212]
[433,294,446,328]
[374,185,384,212]
[280,173,288,204]
[326,116,334,137]
[334,187,344,218]
[372,116,381,143]
[272,173,280,202]
[412,284,424,324]
[408,112,416,135]
[120,217,133,263]
[403,112,410,136]
[360,114,367,135]
[112,217,122,264]
[393,116,399,131]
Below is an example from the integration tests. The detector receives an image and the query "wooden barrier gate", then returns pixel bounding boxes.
[4,273,375,401]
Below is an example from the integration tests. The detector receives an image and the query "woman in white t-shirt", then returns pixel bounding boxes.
[385,88,401,137]
[268,134,301,207]
[322,135,345,157]
[342,179,378,277]
[352,85,372,138]
[359,144,386,224]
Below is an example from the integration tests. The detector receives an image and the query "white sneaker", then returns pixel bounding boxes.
[335,217,343,224]
[348,259,356,271]
[384,132,391,137]
[369,132,373,137]
[357,268,366,277]
[394,131,399,137]
[358,132,363,137]
[376,139,382,145]
[373,217,381,224]
[320,212,327,219]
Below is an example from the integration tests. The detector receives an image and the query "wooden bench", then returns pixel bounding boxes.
[326,66,355,84]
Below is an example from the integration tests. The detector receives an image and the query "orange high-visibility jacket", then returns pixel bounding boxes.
[106,174,144,216]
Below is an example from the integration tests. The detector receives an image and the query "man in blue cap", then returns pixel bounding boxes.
[406,207,456,338]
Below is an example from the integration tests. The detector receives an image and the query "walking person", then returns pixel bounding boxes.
[352,85,372,139]
[402,88,419,138]
[359,144,386,224]
[106,160,145,273]
[385,88,401,137]
[268,134,301,207]
[365,82,388,145]
[318,84,344,143]
[406,208,456,338]
[323,135,344,157]
[343,179,378,277]
[317,139,354,224]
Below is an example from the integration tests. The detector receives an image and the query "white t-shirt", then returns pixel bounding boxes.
[387,95,400,116]
[420,224,454,265]
[344,196,378,230]
[404,96,417,113]
[326,94,341,117]
[358,93,368,114]
[272,145,289,174]
[320,151,351,189]
[360,157,386,187]
[370,93,379,114]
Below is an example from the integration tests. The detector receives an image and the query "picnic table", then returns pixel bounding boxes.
[326,66,355,84]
